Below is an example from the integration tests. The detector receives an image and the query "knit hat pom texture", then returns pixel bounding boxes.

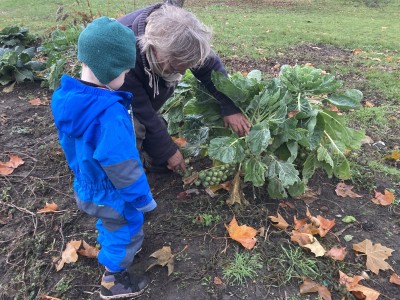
[78,16,136,84]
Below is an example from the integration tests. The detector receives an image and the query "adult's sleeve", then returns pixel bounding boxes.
[122,72,178,164]
[191,52,241,116]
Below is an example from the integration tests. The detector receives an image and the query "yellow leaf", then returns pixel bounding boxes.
[37,202,59,214]
[300,278,332,300]
[268,213,289,230]
[56,240,82,271]
[352,239,394,275]
[225,216,257,250]
[291,231,326,257]
[384,150,400,161]
[371,189,394,206]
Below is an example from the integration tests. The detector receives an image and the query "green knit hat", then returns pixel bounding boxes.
[77,16,136,84]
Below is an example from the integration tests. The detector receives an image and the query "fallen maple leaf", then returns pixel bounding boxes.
[353,48,363,55]
[389,273,400,285]
[77,240,99,258]
[0,154,24,176]
[371,189,394,206]
[56,240,82,271]
[147,245,187,276]
[291,231,326,257]
[335,182,362,198]
[225,216,257,250]
[300,277,332,300]
[325,246,347,261]
[278,200,295,209]
[352,239,394,274]
[338,271,380,300]
[268,213,289,230]
[37,202,59,213]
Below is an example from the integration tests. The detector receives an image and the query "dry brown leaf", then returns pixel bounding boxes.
[56,240,82,271]
[172,137,188,148]
[338,271,380,300]
[335,182,362,198]
[353,48,363,55]
[182,171,198,186]
[213,276,224,285]
[300,277,332,300]
[288,110,299,118]
[294,188,320,204]
[0,154,25,176]
[326,246,347,261]
[361,135,374,145]
[37,202,59,213]
[371,189,394,206]
[306,208,335,237]
[291,231,326,257]
[147,246,175,276]
[3,81,16,93]
[225,215,257,250]
[0,212,13,225]
[29,97,45,106]
[226,171,248,206]
[363,101,375,107]
[389,273,400,285]
[268,213,289,230]
[77,240,99,258]
[278,200,295,209]
[352,239,394,274]
[39,295,62,300]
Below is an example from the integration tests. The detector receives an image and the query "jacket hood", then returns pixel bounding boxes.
[51,75,133,137]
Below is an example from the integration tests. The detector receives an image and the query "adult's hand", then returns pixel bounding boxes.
[223,113,251,136]
[167,150,187,173]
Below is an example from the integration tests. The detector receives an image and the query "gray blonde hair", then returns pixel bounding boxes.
[138,4,212,68]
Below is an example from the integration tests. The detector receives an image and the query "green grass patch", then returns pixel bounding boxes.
[223,250,263,285]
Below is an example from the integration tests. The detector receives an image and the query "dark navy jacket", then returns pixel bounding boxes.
[118,3,241,164]
[51,75,155,234]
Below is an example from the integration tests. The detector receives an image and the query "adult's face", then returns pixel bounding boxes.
[154,50,191,75]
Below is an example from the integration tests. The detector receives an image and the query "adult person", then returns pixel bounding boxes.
[118,3,251,173]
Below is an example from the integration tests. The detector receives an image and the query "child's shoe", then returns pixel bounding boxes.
[100,270,149,299]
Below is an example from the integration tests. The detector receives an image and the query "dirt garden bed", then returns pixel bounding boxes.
[0,46,399,300]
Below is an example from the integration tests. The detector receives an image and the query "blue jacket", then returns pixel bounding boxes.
[51,75,156,230]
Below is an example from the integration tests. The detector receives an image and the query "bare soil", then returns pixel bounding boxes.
[0,44,399,300]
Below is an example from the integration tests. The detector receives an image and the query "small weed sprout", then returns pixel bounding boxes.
[193,213,221,226]
[223,251,262,285]
[277,244,320,283]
